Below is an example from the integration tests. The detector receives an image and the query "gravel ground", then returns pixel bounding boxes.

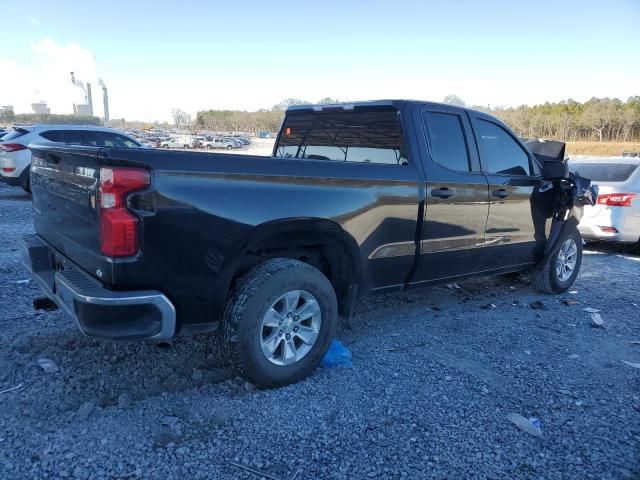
[0,182,638,480]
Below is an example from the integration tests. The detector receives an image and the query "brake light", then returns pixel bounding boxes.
[1,143,27,153]
[99,167,150,257]
[1,167,16,173]
[597,193,636,207]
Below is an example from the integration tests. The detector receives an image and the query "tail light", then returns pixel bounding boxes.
[1,168,16,173]
[99,167,150,257]
[1,143,27,153]
[597,193,636,207]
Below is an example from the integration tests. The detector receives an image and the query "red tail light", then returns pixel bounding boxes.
[1,167,16,173]
[99,167,150,257]
[597,193,636,207]
[1,143,27,153]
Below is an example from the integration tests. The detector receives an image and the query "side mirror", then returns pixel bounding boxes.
[542,160,568,180]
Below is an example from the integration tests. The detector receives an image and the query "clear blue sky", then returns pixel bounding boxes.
[1,0,638,121]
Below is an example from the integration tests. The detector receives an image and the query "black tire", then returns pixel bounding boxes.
[226,145,233,150]
[22,168,31,194]
[221,258,337,388]
[532,227,583,294]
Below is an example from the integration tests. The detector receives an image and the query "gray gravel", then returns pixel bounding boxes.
[0,182,639,479]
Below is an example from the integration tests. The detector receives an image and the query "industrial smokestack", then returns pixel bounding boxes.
[86,83,93,116]
[98,78,109,127]
[70,71,86,94]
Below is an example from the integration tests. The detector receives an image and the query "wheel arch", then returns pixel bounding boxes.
[212,218,363,320]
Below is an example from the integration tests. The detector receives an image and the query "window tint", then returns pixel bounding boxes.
[100,133,140,148]
[276,110,407,165]
[40,130,139,148]
[40,130,64,142]
[475,120,531,175]
[570,162,639,182]
[423,111,470,172]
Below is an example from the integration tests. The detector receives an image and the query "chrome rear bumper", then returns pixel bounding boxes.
[19,234,176,341]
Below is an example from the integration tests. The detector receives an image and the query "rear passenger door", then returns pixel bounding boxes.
[414,105,490,281]
[469,116,542,269]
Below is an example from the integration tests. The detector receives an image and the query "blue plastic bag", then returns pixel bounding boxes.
[319,340,352,368]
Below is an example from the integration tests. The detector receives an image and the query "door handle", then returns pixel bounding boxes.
[430,187,456,199]
[492,189,509,199]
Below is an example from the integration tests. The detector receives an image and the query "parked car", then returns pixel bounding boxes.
[201,137,237,150]
[570,158,639,249]
[21,100,595,388]
[160,136,195,149]
[0,125,141,192]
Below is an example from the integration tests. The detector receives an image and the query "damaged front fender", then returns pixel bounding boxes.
[526,139,599,260]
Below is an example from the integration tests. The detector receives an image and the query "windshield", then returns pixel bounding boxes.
[275,109,407,165]
[570,162,639,182]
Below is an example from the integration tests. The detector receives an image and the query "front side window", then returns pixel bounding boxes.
[475,119,531,176]
[276,109,407,165]
[423,111,470,172]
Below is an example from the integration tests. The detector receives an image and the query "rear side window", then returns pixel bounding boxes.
[2,128,30,142]
[40,130,96,145]
[570,163,639,182]
[276,109,407,165]
[100,133,140,148]
[475,120,531,176]
[423,111,470,172]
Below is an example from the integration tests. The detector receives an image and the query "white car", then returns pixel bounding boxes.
[0,125,141,192]
[201,137,238,150]
[160,136,195,149]
[570,157,640,248]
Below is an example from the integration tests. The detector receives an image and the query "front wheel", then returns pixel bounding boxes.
[226,145,233,150]
[221,258,337,388]
[532,227,583,294]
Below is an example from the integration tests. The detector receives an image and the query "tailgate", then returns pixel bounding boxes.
[30,145,103,277]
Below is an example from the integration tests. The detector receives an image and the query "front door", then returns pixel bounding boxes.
[469,115,541,269]
[414,105,490,282]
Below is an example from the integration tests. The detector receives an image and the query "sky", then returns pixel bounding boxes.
[0,0,639,123]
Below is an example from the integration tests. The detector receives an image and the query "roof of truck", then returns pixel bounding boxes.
[286,99,470,113]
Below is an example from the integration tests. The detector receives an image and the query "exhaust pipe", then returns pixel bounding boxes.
[33,297,58,311]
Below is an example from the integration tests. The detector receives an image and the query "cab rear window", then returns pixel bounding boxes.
[570,163,638,182]
[275,109,407,166]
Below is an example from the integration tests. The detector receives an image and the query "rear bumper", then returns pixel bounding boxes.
[19,234,176,341]
[578,224,639,243]
[578,204,640,244]
[0,167,28,187]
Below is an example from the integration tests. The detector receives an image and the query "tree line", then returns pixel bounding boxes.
[0,107,102,126]
[194,96,640,142]
[3,96,638,142]
[458,96,640,143]
[194,98,338,133]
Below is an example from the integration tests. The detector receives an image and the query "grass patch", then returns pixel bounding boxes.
[566,141,640,157]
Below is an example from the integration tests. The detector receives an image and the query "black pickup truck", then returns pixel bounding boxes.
[21,100,596,387]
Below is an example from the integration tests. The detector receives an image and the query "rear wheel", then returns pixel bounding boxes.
[226,145,233,150]
[532,227,582,293]
[221,258,337,388]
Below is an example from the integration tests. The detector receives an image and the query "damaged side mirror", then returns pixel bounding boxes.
[542,159,569,180]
